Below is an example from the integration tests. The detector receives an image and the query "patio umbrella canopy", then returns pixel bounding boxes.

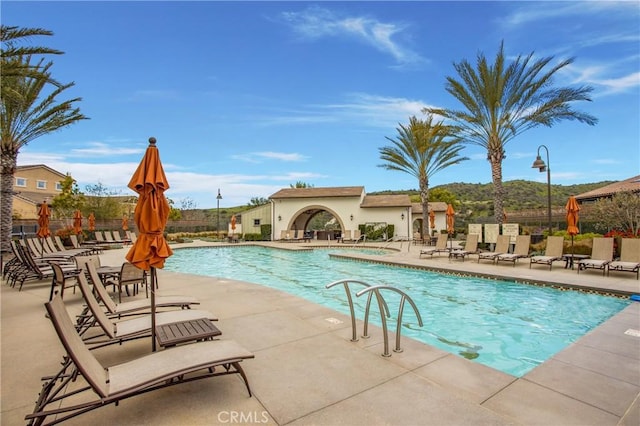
[88,212,96,231]
[429,209,436,231]
[125,137,173,351]
[122,214,129,231]
[446,204,455,250]
[566,196,580,255]
[73,210,83,235]
[231,215,236,232]
[37,201,51,238]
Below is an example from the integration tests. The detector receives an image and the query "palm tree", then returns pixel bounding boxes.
[379,114,468,239]
[424,41,597,225]
[1,25,63,95]
[1,55,88,252]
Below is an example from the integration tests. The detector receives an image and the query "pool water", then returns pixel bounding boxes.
[165,246,630,376]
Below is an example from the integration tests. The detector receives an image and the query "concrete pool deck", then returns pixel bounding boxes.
[2,240,639,425]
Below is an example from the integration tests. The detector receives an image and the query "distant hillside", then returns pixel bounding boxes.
[372,180,615,213]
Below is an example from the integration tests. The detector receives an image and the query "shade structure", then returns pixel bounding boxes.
[88,212,96,231]
[73,210,83,235]
[125,137,173,351]
[122,214,129,231]
[566,196,580,255]
[429,209,436,230]
[36,201,51,238]
[230,214,237,232]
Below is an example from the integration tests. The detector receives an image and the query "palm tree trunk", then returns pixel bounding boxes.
[489,153,505,225]
[419,176,429,239]
[0,151,17,253]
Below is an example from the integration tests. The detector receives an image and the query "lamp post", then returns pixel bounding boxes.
[216,188,222,239]
[531,145,552,236]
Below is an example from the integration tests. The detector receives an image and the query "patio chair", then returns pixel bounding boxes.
[449,233,479,262]
[104,262,148,303]
[126,230,137,244]
[607,238,640,279]
[477,234,511,264]
[84,262,200,317]
[75,273,216,348]
[26,296,253,426]
[496,235,532,266]
[529,236,565,270]
[11,243,78,291]
[419,233,450,258]
[577,237,614,276]
[339,230,351,243]
[48,262,83,301]
[94,230,106,243]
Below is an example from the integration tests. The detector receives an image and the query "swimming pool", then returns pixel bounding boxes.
[165,246,630,377]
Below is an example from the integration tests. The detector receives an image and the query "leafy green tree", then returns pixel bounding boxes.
[424,41,597,226]
[51,174,85,220]
[83,183,122,219]
[167,197,181,221]
[590,191,640,236]
[379,115,468,237]
[248,196,269,206]
[290,181,313,188]
[1,31,88,252]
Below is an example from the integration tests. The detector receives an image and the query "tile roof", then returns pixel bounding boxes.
[270,186,364,199]
[575,175,640,202]
[411,202,448,213]
[360,194,412,208]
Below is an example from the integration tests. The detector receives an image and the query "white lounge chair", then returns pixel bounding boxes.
[577,237,614,276]
[607,238,640,279]
[529,236,565,270]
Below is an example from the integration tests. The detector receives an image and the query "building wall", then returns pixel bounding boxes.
[14,167,64,199]
[240,204,271,236]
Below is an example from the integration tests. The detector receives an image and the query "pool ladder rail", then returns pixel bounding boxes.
[325,279,423,357]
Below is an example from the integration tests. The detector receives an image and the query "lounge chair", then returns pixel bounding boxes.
[419,233,450,258]
[496,235,532,266]
[607,238,640,279]
[353,229,362,243]
[70,234,104,254]
[577,237,614,276]
[529,236,565,270]
[84,262,200,317]
[477,234,511,263]
[10,243,78,291]
[75,273,217,348]
[49,262,83,301]
[449,234,479,261]
[26,296,254,425]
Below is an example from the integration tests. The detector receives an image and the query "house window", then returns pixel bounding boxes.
[55,182,62,191]
[36,180,47,189]
[15,177,27,187]
[253,219,261,226]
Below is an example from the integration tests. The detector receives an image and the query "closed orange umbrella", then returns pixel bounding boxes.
[231,214,236,232]
[446,204,455,234]
[125,137,173,351]
[122,214,129,231]
[73,210,83,235]
[88,212,96,231]
[36,201,51,238]
[566,196,580,256]
[429,209,435,230]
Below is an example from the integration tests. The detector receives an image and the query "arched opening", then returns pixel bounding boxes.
[289,205,346,240]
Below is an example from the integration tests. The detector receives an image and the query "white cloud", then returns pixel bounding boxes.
[279,6,425,66]
[70,142,145,157]
[231,151,308,163]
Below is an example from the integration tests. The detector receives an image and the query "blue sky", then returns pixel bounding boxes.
[4,1,639,208]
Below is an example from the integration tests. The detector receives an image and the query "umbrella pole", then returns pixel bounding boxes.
[151,267,157,352]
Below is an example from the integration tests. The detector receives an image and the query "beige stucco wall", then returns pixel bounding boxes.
[271,195,412,241]
[239,204,270,236]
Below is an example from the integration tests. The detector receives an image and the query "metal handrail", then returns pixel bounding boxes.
[356,285,423,357]
[325,279,389,342]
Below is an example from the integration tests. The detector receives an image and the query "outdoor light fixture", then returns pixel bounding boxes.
[401,213,405,220]
[350,214,354,221]
[216,188,222,237]
[531,145,552,236]
[278,215,282,221]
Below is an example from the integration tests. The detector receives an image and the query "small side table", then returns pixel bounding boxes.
[563,254,590,270]
[156,318,222,348]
